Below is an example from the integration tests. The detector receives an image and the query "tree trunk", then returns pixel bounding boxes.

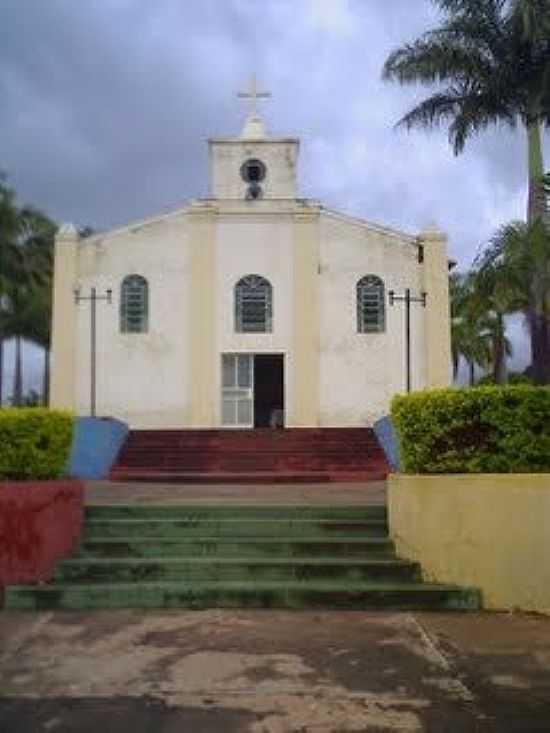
[530,312,550,384]
[452,351,460,381]
[525,119,549,381]
[469,361,475,387]
[43,347,50,406]
[492,313,508,385]
[0,337,3,407]
[13,335,23,407]
[527,120,545,225]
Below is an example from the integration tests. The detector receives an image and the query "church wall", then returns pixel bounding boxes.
[74,213,192,428]
[210,140,299,199]
[58,105,453,430]
[318,215,426,426]
[69,208,435,430]
[214,208,296,425]
[50,228,79,410]
[292,208,320,426]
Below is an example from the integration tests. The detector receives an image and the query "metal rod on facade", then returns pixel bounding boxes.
[91,287,96,418]
[388,288,427,395]
[405,289,411,393]
[75,286,112,418]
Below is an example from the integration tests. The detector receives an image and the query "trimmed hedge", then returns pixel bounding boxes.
[391,387,550,474]
[0,409,74,480]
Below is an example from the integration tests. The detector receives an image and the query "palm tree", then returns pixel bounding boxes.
[383,0,550,225]
[450,272,495,384]
[383,0,550,381]
[2,283,29,406]
[450,272,470,377]
[471,258,518,384]
[514,0,550,42]
[453,318,494,385]
[22,283,52,404]
[476,219,550,382]
[0,174,22,407]
[23,209,56,404]
[0,177,56,406]
[2,282,52,406]
[450,270,513,384]
[10,207,56,405]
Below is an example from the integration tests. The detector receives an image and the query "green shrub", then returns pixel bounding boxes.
[391,387,550,474]
[0,409,74,480]
[477,372,534,386]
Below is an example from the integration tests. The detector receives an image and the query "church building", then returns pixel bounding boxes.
[50,82,452,430]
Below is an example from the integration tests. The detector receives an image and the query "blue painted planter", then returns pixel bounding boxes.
[374,416,401,472]
[68,417,129,480]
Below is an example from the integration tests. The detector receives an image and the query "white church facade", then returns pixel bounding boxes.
[50,86,452,429]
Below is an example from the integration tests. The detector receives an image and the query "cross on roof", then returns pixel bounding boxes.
[237,74,271,118]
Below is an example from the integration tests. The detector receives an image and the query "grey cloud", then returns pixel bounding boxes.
[2,0,542,252]
[0,0,545,388]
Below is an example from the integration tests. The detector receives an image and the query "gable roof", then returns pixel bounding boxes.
[78,198,421,251]
[320,207,418,246]
[79,202,192,245]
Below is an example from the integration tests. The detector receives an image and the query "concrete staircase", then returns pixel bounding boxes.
[110,428,390,484]
[5,504,480,611]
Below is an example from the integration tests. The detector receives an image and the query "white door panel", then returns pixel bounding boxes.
[221,354,254,427]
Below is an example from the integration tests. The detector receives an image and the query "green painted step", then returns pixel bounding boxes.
[84,518,388,539]
[54,557,421,583]
[3,504,482,613]
[84,504,387,520]
[76,536,397,559]
[4,580,481,612]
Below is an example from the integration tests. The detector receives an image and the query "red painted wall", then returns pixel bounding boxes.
[0,481,84,585]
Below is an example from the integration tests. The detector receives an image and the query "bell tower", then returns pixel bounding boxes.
[208,76,299,201]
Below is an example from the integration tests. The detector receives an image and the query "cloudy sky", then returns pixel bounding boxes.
[1,0,547,393]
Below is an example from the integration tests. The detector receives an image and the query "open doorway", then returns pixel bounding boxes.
[221,353,285,428]
[253,354,285,428]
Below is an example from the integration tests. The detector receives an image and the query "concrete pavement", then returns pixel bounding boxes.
[1,609,549,732]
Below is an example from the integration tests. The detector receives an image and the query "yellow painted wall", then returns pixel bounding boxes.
[50,228,78,410]
[419,228,452,388]
[189,204,217,427]
[389,474,550,614]
[292,208,320,427]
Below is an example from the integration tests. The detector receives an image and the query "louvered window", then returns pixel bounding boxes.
[120,275,148,333]
[235,275,272,333]
[357,275,385,333]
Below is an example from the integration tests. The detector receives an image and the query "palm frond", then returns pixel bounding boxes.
[382,0,550,156]
[383,36,495,86]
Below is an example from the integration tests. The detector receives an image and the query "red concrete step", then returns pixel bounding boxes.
[127,428,373,436]
[120,444,382,455]
[122,430,379,446]
[113,464,387,474]
[116,456,388,464]
[110,428,390,484]
[119,441,381,452]
[119,456,382,465]
[109,470,389,484]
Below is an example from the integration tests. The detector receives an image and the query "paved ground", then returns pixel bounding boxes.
[85,481,387,505]
[1,609,550,732]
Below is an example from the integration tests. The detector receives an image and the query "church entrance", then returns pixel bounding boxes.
[221,353,284,428]
[254,354,284,428]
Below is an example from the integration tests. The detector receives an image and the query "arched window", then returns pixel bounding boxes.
[235,275,273,333]
[120,275,148,333]
[357,275,385,333]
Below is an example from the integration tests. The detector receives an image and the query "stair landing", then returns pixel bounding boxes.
[85,480,387,505]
